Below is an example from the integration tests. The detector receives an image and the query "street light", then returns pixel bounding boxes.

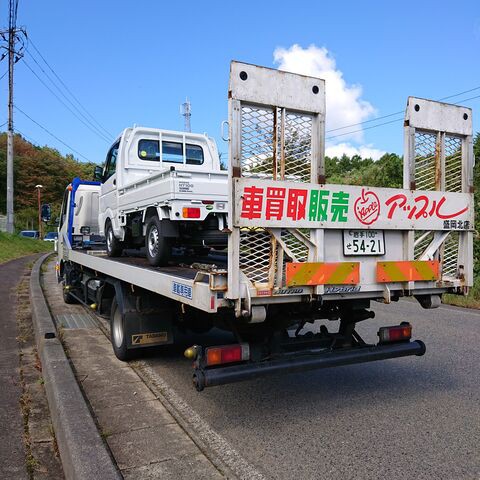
[35,184,43,239]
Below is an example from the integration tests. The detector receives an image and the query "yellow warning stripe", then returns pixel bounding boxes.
[376,261,439,283]
[286,262,360,287]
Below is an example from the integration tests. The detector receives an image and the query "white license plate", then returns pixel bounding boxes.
[343,230,385,256]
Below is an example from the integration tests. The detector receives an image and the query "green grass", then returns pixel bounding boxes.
[442,279,480,309]
[0,232,53,264]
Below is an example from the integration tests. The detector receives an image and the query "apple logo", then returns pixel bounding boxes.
[354,189,380,225]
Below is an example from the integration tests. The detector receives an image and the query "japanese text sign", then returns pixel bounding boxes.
[233,178,474,231]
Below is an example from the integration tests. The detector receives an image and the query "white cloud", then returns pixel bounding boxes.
[273,44,379,157]
[325,142,385,160]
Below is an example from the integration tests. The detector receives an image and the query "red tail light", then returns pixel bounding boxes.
[378,323,412,344]
[205,344,250,366]
[182,207,201,218]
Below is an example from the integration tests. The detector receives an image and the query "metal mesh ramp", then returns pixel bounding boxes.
[228,61,324,293]
[406,97,473,284]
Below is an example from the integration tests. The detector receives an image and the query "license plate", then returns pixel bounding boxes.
[343,230,385,256]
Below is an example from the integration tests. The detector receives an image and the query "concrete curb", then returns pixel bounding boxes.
[29,253,122,480]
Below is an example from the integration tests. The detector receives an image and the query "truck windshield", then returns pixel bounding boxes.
[138,139,204,165]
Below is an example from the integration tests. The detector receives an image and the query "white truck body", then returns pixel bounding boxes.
[98,127,228,242]
[56,61,474,391]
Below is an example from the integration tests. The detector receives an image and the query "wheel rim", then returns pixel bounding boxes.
[107,227,113,251]
[148,225,159,257]
[112,305,124,348]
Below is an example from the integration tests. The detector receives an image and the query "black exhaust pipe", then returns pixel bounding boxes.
[193,340,426,391]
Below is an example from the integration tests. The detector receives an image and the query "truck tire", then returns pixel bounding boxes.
[110,298,131,361]
[106,221,123,257]
[145,217,171,266]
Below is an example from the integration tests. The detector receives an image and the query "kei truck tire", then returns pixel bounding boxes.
[105,221,123,257]
[145,216,171,267]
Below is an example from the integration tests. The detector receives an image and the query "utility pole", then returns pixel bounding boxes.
[1,1,26,233]
[6,2,15,233]
[180,98,191,133]
[35,184,43,238]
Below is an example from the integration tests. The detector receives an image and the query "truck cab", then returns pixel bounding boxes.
[57,178,102,258]
[97,127,228,265]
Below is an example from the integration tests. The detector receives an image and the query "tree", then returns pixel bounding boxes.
[0,133,99,230]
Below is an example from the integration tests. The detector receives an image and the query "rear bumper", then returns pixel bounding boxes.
[193,340,426,391]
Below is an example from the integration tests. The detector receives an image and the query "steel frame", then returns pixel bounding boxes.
[403,96,474,287]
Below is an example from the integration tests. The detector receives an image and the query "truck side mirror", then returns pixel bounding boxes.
[41,203,51,222]
[94,166,103,182]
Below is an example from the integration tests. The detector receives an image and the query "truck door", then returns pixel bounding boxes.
[57,186,71,259]
[99,141,120,235]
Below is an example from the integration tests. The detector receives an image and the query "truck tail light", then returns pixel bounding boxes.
[182,207,201,218]
[202,200,214,205]
[378,323,412,344]
[205,343,250,366]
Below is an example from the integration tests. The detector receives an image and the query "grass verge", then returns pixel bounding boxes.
[0,232,53,264]
[442,280,480,309]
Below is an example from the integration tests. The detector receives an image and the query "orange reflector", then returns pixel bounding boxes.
[206,348,222,366]
[182,207,201,218]
[378,324,412,344]
[286,262,360,286]
[205,344,249,366]
[376,261,439,283]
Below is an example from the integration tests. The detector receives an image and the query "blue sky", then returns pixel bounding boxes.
[1,0,479,165]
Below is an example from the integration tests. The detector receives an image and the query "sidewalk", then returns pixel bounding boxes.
[0,256,31,479]
[42,259,224,479]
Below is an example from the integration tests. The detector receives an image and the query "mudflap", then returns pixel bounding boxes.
[125,310,174,349]
[112,280,175,350]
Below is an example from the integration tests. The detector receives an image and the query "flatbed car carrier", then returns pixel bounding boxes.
[57,62,474,391]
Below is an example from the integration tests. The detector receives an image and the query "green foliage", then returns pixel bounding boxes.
[0,232,53,264]
[0,133,99,231]
[326,152,402,188]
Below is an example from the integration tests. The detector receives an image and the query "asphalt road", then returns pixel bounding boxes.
[138,299,480,480]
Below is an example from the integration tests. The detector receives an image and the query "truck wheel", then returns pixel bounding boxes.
[145,217,171,266]
[106,221,123,257]
[110,298,131,361]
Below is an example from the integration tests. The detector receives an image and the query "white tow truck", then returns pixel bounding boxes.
[57,61,474,391]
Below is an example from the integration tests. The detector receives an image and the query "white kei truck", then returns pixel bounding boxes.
[57,61,474,391]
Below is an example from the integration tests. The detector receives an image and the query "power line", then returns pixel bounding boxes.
[24,49,112,142]
[453,93,480,104]
[22,58,111,143]
[27,37,114,139]
[326,89,480,140]
[325,85,480,135]
[326,118,402,141]
[14,127,41,146]
[326,110,403,133]
[15,105,91,161]
[0,70,7,80]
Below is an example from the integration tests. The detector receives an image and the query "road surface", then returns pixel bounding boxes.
[135,299,480,479]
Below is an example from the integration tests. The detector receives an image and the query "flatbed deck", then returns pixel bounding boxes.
[66,245,228,313]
